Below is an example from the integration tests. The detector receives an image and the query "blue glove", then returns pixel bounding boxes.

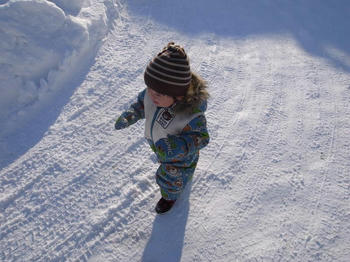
[115,116,129,130]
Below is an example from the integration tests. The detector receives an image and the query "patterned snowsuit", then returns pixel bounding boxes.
[115,88,209,200]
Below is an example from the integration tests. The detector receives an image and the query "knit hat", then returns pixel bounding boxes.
[144,42,191,97]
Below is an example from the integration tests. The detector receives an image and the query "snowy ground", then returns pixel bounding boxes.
[1,0,350,261]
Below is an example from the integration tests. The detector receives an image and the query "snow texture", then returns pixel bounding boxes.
[1,0,350,261]
[0,0,115,139]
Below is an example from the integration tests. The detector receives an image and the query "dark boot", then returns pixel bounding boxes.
[155,198,176,214]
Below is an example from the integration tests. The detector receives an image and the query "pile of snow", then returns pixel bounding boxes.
[0,0,117,138]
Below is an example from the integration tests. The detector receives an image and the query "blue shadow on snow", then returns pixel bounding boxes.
[0,54,96,170]
[127,0,350,73]
[142,182,192,262]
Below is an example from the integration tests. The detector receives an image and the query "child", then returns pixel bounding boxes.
[115,42,210,214]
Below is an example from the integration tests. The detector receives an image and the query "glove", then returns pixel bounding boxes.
[115,116,129,130]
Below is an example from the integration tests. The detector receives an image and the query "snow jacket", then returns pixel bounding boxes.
[115,88,209,200]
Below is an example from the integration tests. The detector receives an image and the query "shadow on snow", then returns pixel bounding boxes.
[142,182,192,262]
[128,0,350,72]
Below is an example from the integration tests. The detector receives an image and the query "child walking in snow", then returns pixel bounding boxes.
[114,42,210,214]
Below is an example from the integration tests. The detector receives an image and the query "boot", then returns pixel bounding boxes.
[155,198,176,214]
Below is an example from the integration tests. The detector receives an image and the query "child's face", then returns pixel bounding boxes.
[148,88,175,107]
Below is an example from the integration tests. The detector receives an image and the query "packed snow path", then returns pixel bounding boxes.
[1,1,350,261]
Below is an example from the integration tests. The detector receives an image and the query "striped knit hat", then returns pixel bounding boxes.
[144,42,191,97]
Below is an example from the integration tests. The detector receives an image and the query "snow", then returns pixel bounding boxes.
[1,0,350,261]
[0,0,114,140]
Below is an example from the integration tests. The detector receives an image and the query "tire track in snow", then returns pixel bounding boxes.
[231,87,288,214]
[312,104,338,211]
[220,78,292,260]
[186,43,265,260]
[300,77,341,260]
[38,164,155,262]
[0,151,58,212]
[0,119,148,260]
[74,181,156,261]
[0,134,124,238]
[16,137,153,262]
[194,70,247,198]
[189,40,305,259]
[191,42,248,196]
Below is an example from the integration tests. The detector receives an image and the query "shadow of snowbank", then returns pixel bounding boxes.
[127,0,350,72]
[0,0,119,170]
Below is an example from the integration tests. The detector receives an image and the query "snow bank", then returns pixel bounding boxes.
[47,0,86,15]
[0,0,117,138]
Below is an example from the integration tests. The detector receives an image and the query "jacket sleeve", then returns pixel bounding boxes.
[115,89,146,130]
[155,114,210,162]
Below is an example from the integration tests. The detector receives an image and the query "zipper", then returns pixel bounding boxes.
[150,107,161,142]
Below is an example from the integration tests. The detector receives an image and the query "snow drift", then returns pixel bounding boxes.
[0,0,117,138]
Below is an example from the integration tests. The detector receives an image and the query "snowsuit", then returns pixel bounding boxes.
[115,88,209,200]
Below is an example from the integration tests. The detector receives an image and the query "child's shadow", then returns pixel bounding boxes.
[142,182,192,262]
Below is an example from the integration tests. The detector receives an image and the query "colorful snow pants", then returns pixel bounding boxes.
[155,153,199,200]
